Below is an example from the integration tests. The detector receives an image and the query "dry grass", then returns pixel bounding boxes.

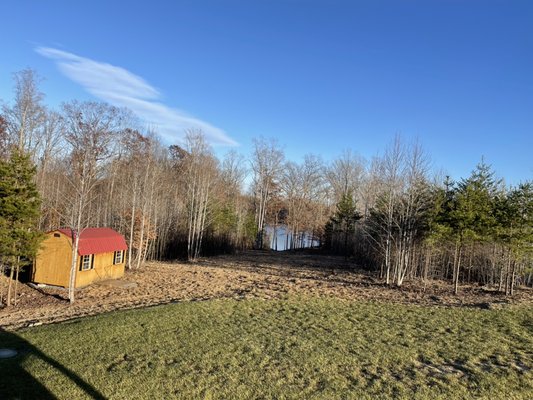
[1,250,531,330]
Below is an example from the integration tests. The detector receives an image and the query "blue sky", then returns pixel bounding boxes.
[1,0,532,184]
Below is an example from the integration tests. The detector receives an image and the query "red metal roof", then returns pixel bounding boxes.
[56,228,128,256]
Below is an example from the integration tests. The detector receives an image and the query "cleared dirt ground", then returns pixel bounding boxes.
[1,250,531,330]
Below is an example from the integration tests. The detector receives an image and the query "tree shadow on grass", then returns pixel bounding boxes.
[0,328,106,399]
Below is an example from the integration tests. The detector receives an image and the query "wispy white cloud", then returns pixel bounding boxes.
[36,46,238,146]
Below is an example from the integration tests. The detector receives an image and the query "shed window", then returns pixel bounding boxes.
[113,250,124,265]
[80,255,93,271]
[54,233,60,237]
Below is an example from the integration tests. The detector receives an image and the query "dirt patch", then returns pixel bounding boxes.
[95,279,138,289]
[1,250,531,330]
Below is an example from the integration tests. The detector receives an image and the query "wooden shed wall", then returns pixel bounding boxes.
[33,232,126,288]
[75,251,125,288]
[33,233,72,287]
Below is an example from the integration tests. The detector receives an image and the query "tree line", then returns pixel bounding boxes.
[0,69,531,306]
[325,138,532,296]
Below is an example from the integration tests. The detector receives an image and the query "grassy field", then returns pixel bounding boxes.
[1,297,532,399]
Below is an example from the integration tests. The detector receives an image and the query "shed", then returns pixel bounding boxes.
[32,228,128,288]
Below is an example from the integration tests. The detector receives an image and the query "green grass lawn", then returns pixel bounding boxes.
[1,297,532,399]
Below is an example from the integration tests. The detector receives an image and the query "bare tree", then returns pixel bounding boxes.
[180,130,218,261]
[2,69,46,155]
[363,136,405,285]
[62,101,124,303]
[219,150,251,249]
[36,110,66,229]
[394,140,431,286]
[281,155,325,249]
[251,137,284,248]
[326,149,365,205]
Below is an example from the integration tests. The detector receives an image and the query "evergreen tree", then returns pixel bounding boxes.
[423,180,453,283]
[329,190,361,258]
[455,160,500,240]
[0,148,43,306]
[428,177,455,243]
[498,182,533,293]
[449,160,500,293]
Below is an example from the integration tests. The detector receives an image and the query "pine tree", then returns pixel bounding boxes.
[449,160,500,293]
[423,179,454,285]
[329,190,361,258]
[0,148,43,306]
[498,182,533,294]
